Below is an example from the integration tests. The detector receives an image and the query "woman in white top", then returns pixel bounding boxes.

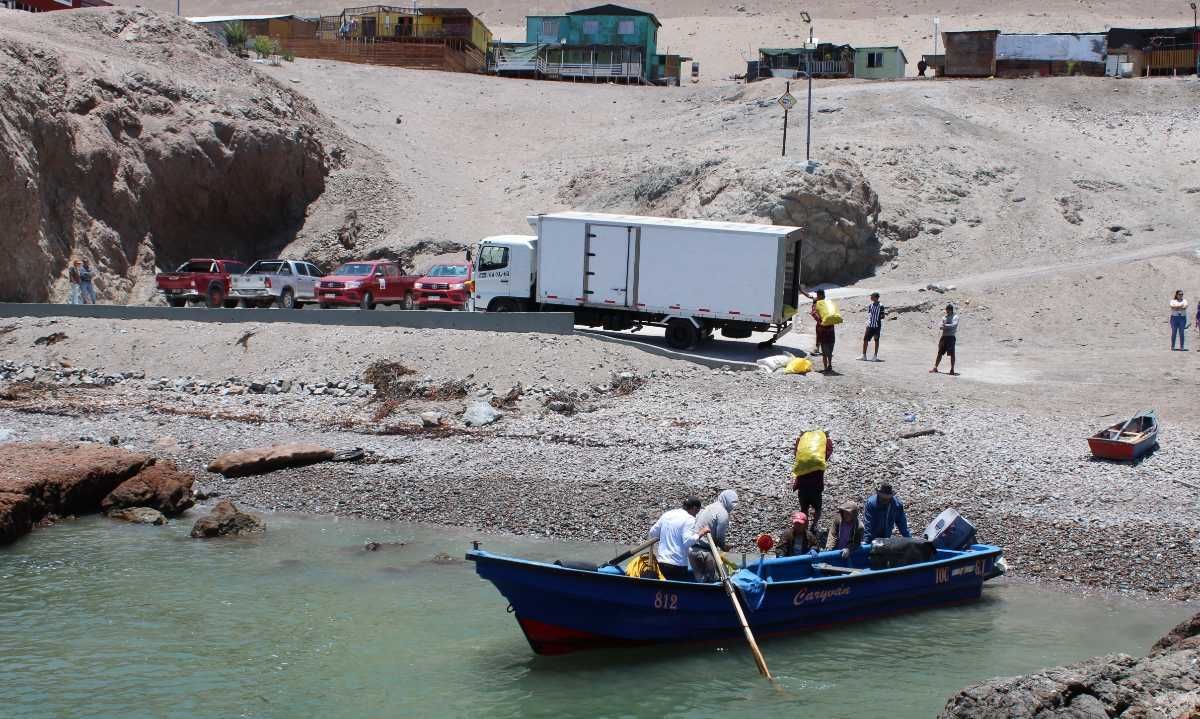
[1170,290,1188,351]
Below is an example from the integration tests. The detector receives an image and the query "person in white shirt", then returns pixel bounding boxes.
[1170,290,1188,351]
[647,496,703,581]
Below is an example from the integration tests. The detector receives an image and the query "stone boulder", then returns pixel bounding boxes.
[108,507,167,525]
[206,443,334,478]
[189,500,266,538]
[101,462,195,516]
[940,611,1200,718]
[562,155,883,284]
[0,441,152,544]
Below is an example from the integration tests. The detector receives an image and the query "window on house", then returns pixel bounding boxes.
[541,19,558,36]
[582,20,599,35]
[617,20,635,35]
[868,52,884,68]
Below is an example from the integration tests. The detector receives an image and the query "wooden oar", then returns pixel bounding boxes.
[603,538,657,567]
[707,533,773,680]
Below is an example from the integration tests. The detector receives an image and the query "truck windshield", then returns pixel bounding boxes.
[426,264,468,277]
[331,263,374,276]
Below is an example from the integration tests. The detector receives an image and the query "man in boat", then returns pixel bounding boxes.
[647,496,703,581]
[776,512,820,556]
[687,490,739,583]
[824,501,863,559]
[862,483,911,544]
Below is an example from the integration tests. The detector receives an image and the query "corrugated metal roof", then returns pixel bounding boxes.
[996,33,1106,62]
[188,14,295,23]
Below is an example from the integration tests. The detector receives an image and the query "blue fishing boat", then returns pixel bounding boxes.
[467,542,1004,655]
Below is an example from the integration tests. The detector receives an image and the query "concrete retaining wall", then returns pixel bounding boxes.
[0,304,575,334]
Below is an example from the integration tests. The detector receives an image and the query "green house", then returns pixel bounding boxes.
[524,4,661,82]
[853,46,908,79]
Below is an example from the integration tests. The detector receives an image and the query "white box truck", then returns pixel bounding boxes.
[471,212,804,350]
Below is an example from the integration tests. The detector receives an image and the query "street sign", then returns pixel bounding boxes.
[778,92,797,110]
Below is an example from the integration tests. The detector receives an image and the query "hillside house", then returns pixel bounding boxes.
[757,44,855,78]
[510,4,669,83]
[1106,27,1197,76]
[853,46,907,79]
[940,30,999,76]
[994,33,1106,76]
[190,14,319,42]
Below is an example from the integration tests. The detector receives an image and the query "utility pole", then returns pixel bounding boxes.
[1192,2,1198,76]
[782,81,790,156]
[806,24,813,163]
[176,0,181,16]
[933,16,940,58]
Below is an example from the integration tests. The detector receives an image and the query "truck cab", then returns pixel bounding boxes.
[472,235,537,312]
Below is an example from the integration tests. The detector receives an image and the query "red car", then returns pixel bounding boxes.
[413,262,473,310]
[316,260,419,309]
[155,258,247,308]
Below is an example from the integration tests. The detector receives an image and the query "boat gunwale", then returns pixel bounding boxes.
[467,543,1003,591]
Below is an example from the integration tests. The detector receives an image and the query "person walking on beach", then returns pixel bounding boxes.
[862,483,911,544]
[862,292,884,361]
[647,496,702,582]
[792,430,833,529]
[67,261,82,305]
[931,303,959,375]
[79,260,96,305]
[1170,290,1188,351]
[687,490,738,583]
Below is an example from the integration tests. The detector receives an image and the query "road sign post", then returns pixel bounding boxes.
[778,82,797,157]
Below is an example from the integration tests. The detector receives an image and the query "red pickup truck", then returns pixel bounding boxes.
[156,259,247,308]
[413,261,473,310]
[316,260,419,310]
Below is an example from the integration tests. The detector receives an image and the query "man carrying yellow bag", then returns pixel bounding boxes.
[792,429,834,529]
[804,289,842,374]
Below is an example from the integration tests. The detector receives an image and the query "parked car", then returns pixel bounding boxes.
[156,258,247,308]
[413,262,473,310]
[316,260,419,310]
[229,259,325,309]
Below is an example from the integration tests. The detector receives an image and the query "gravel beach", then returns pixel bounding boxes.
[2,314,1197,601]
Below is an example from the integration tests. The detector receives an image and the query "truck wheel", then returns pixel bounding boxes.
[359,292,376,310]
[402,292,414,310]
[319,302,331,310]
[489,298,519,313]
[665,319,700,350]
[279,288,296,310]
[206,285,225,308]
[223,299,239,309]
[167,298,186,308]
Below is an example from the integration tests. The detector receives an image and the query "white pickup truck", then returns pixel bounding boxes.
[229,259,325,309]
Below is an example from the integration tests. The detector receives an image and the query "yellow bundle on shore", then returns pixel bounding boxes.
[815,299,843,326]
[784,357,813,374]
[793,429,828,475]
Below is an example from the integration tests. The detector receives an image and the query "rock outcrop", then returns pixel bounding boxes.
[206,443,334,478]
[0,8,400,303]
[940,611,1200,718]
[101,462,195,516]
[189,500,265,538]
[563,155,884,284]
[108,507,167,525]
[0,441,151,543]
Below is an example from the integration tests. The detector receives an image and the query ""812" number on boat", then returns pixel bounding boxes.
[653,591,678,610]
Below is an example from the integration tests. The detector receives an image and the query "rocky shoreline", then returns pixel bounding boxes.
[940,611,1200,717]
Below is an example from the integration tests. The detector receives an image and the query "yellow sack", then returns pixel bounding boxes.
[783,304,798,320]
[792,430,828,476]
[625,553,664,580]
[815,299,843,326]
[784,357,813,374]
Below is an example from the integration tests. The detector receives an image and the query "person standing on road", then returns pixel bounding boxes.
[1195,300,1199,351]
[67,260,82,305]
[862,292,884,361]
[862,483,911,544]
[79,260,96,305]
[687,490,738,583]
[647,496,703,582]
[808,289,836,373]
[1170,290,1188,351]
[930,303,959,375]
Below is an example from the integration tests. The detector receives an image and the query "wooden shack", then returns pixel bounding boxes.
[994,33,1107,77]
[1106,27,1197,76]
[941,30,999,77]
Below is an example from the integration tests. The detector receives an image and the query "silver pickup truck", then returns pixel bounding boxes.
[229,259,325,309]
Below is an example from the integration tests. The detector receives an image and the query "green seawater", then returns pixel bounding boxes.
[0,512,1192,719]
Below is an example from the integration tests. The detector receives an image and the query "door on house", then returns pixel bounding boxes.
[362,17,377,39]
[584,224,632,307]
[397,16,413,38]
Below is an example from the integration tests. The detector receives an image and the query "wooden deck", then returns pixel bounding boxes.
[279,38,485,72]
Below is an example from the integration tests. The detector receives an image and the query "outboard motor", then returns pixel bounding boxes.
[924,509,978,551]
